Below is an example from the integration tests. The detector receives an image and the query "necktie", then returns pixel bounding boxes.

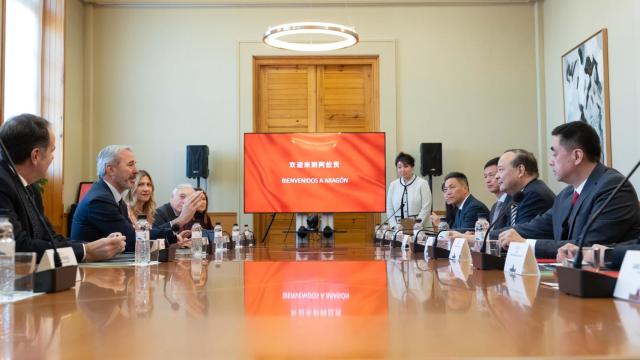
[572,191,580,206]
[118,199,130,221]
[510,203,518,226]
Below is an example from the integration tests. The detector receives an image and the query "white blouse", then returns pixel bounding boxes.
[386,175,432,228]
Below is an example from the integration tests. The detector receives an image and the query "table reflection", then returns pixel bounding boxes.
[1,290,76,359]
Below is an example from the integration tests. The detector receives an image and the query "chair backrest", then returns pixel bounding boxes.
[77,182,93,203]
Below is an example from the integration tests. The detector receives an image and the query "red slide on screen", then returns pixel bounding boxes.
[244,132,386,213]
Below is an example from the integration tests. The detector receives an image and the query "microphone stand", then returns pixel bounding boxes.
[557,159,640,298]
[412,228,436,253]
[0,136,76,293]
[472,192,524,270]
[427,227,475,259]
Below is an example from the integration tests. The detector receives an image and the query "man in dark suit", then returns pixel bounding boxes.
[499,121,640,258]
[495,149,555,228]
[153,183,205,231]
[431,172,489,230]
[0,114,125,262]
[484,157,509,227]
[71,144,180,252]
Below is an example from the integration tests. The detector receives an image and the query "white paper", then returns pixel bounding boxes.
[401,234,412,250]
[613,250,640,303]
[504,242,540,276]
[449,238,471,262]
[37,247,77,272]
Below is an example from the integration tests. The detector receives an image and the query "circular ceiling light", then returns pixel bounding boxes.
[263,22,359,52]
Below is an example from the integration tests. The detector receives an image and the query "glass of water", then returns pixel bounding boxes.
[191,237,204,258]
[14,252,36,294]
[135,238,150,265]
[486,240,501,257]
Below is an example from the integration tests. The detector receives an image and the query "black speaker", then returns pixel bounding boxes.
[186,145,210,179]
[420,143,442,176]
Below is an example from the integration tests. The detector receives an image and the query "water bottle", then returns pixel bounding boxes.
[243,224,254,247]
[0,211,16,296]
[232,224,241,248]
[191,222,204,257]
[135,214,150,264]
[474,214,490,252]
[214,222,224,252]
[437,216,449,232]
[436,216,450,248]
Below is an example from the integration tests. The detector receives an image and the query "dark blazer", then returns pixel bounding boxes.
[71,179,137,251]
[514,163,640,258]
[490,179,556,238]
[610,240,640,270]
[452,194,489,230]
[514,179,556,225]
[0,160,84,262]
[153,202,175,230]
[489,195,511,229]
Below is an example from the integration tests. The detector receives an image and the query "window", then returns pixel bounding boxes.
[3,0,44,121]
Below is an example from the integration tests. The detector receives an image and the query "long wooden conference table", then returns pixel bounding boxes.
[2,246,639,359]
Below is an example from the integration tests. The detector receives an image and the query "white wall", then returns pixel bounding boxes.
[541,0,640,193]
[64,3,540,220]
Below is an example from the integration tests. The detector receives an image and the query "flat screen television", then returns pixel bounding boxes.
[244,132,386,213]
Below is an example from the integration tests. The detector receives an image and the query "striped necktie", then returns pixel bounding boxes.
[510,203,518,226]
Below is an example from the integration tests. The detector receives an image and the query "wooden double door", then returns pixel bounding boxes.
[253,56,381,247]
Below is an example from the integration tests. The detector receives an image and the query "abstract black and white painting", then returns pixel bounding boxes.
[562,29,611,165]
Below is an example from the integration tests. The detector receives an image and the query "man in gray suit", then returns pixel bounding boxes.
[499,121,640,258]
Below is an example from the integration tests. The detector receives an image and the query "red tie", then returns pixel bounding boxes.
[572,191,579,205]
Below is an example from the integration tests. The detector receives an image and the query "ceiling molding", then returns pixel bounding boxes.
[83,0,535,9]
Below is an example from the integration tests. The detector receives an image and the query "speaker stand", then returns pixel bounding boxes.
[427,174,433,213]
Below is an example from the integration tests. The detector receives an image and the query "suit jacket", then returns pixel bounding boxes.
[489,195,511,229]
[490,179,556,237]
[0,160,84,262]
[514,163,640,258]
[70,179,137,251]
[452,194,489,230]
[153,202,175,230]
[611,241,640,270]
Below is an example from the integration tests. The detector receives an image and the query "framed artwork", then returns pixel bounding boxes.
[562,28,611,165]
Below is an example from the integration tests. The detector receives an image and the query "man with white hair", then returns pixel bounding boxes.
[154,183,205,231]
[71,145,153,251]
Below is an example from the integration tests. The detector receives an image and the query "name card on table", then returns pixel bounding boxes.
[424,237,435,257]
[504,242,539,276]
[37,247,77,272]
[614,250,640,303]
[449,238,471,262]
[401,234,412,250]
